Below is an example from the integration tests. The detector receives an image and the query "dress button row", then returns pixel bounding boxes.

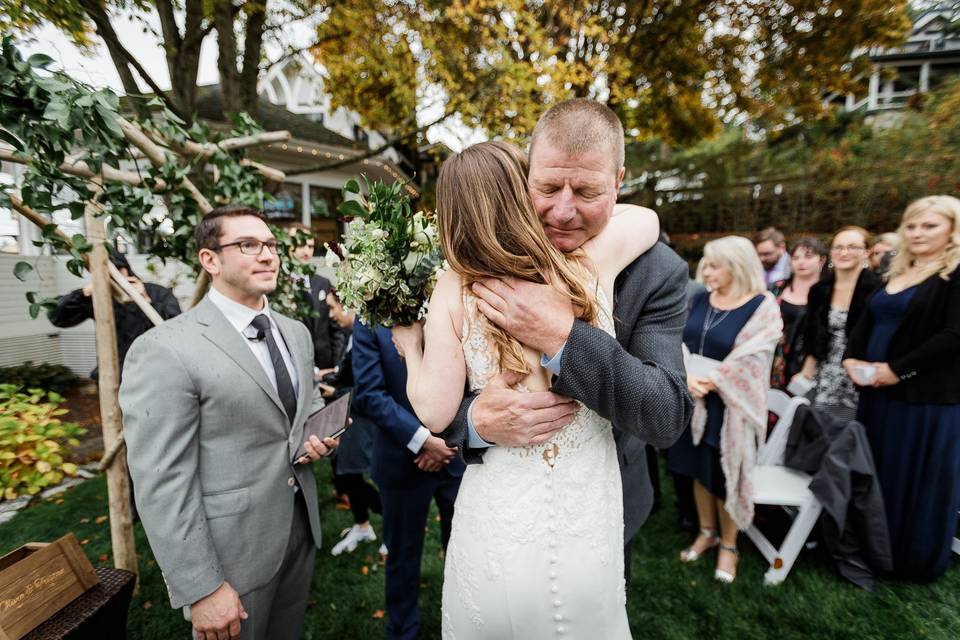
[556,626,566,634]
[287,477,295,487]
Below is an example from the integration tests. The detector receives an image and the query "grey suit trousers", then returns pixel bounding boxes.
[237,494,316,640]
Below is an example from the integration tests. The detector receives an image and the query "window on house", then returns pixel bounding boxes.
[263,182,303,221]
[309,185,343,247]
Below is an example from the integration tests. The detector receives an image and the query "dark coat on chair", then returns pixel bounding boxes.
[785,405,893,590]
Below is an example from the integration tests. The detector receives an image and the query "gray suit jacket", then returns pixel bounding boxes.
[445,242,693,541]
[120,297,322,609]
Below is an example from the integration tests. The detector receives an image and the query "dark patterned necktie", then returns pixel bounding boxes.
[250,314,297,423]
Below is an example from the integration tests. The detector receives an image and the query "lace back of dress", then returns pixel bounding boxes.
[461,291,498,393]
[460,283,614,394]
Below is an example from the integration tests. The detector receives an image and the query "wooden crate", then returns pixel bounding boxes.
[0,534,100,640]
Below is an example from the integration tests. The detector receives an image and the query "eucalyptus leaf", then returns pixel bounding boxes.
[13,261,33,281]
[26,53,54,68]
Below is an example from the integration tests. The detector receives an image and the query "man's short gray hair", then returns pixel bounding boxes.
[529,98,625,175]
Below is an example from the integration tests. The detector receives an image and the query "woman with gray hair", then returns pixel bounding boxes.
[668,236,782,583]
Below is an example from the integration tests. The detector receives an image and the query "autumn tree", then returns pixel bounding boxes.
[307,0,911,157]
[2,0,321,117]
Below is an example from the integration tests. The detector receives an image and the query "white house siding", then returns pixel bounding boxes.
[0,254,196,377]
[0,254,332,377]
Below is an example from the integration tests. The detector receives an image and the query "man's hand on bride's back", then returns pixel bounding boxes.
[473,372,577,447]
[472,277,574,358]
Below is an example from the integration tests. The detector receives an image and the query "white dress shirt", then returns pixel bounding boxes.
[207,286,299,397]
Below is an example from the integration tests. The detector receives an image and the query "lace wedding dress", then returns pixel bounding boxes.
[441,288,631,639]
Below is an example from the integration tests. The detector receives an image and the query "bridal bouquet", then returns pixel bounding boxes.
[326,177,443,327]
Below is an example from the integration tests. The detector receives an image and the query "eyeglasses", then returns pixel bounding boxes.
[830,245,865,254]
[216,239,279,255]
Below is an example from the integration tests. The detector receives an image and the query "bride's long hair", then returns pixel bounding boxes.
[435,140,598,377]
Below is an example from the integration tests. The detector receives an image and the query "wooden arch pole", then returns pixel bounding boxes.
[83,181,138,577]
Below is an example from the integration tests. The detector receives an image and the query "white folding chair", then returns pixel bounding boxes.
[745,389,822,585]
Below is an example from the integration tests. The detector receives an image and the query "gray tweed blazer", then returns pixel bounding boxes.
[444,242,693,541]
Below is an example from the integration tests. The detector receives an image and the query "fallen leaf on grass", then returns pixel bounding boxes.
[94,515,108,524]
[361,566,369,576]
[147,560,155,567]
[80,517,90,524]
[98,554,108,563]
[55,499,64,505]
[80,539,89,545]
[142,601,152,610]
[372,610,385,620]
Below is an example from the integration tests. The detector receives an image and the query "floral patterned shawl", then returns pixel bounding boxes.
[691,292,783,530]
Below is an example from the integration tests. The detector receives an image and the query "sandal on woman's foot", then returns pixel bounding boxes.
[679,528,719,563]
[714,544,739,583]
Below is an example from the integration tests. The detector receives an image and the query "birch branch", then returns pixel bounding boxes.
[116,117,213,213]
[8,194,164,325]
[0,149,167,190]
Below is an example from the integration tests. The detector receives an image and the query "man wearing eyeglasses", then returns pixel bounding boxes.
[120,204,337,640]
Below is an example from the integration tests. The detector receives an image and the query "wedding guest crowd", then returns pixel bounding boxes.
[665,196,959,586]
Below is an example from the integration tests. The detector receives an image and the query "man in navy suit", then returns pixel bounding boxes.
[352,319,464,640]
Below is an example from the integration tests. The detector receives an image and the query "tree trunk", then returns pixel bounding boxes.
[84,188,138,577]
[156,0,206,116]
[239,3,267,113]
[214,0,242,114]
[80,0,148,119]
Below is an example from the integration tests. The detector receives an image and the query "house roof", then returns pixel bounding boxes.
[193,85,362,150]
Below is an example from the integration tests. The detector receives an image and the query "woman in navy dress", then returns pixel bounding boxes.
[668,236,774,583]
[844,195,960,581]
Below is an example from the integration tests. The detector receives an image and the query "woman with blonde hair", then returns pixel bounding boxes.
[667,236,782,583]
[792,226,880,420]
[844,195,960,581]
[391,140,659,637]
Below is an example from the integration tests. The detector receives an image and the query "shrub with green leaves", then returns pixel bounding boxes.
[0,384,86,501]
[0,361,80,395]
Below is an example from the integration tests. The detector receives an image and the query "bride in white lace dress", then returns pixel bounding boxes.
[391,141,658,639]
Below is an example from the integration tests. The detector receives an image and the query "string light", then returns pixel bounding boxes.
[265,142,421,198]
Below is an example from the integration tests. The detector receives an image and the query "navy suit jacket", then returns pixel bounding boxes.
[351,319,465,488]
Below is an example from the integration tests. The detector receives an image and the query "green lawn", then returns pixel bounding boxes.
[2,463,958,639]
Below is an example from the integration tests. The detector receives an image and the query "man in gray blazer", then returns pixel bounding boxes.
[120,205,336,640]
[444,99,693,585]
